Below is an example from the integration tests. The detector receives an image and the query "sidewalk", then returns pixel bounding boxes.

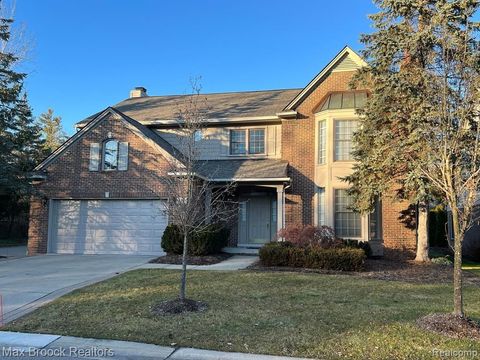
[137,255,258,271]
[0,331,313,360]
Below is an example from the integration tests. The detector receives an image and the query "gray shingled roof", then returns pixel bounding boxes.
[77,89,301,127]
[194,159,289,181]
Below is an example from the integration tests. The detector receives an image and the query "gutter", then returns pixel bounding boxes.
[276,110,297,119]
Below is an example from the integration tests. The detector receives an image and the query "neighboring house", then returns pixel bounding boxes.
[28,46,416,257]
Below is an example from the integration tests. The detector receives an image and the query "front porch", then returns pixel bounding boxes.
[225,183,287,251]
[196,159,290,252]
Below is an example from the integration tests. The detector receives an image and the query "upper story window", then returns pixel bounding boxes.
[334,120,358,161]
[88,139,129,172]
[103,140,119,170]
[194,130,203,142]
[319,91,368,112]
[318,120,326,164]
[230,128,265,155]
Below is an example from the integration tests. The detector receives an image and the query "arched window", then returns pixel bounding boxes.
[103,140,119,170]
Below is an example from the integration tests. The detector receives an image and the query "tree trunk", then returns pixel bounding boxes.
[451,208,464,317]
[179,232,188,302]
[415,203,430,262]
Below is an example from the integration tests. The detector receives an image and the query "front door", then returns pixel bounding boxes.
[238,195,273,245]
[248,197,271,244]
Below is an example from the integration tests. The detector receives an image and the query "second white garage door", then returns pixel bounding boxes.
[49,199,167,255]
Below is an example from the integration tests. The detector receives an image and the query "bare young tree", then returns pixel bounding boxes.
[0,0,33,67]
[163,79,236,303]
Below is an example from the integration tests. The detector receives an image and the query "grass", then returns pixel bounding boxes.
[430,248,480,277]
[0,238,26,247]
[463,260,480,276]
[5,270,480,359]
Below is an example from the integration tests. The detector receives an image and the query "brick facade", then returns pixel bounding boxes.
[281,70,417,256]
[28,70,417,257]
[27,113,172,255]
[282,71,357,225]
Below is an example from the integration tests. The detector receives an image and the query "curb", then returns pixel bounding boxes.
[0,332,313,360]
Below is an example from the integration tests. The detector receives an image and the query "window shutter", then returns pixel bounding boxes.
[267,127,276,156]
[118,142,129,171]
[89,143,100,171]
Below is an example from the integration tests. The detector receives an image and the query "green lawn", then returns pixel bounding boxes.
[463,260,480,276]
[5,270,480,359]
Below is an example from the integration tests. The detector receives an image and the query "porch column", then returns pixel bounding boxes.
[205,187,212,224]
[276,186,284,233]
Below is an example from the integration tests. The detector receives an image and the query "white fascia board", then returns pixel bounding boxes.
[284,46,367,111]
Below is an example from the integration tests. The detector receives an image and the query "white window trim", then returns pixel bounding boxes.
[333,188,362,239]
[334,119,359,162]
[102,139,120,171]
[229,127,266,156]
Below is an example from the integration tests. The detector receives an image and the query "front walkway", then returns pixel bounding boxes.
[0,331,312,360]
[138,255,258,271]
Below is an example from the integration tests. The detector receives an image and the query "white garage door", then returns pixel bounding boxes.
[49,200,167,255]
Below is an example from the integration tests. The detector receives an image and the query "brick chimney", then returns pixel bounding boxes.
[129,87,147,98]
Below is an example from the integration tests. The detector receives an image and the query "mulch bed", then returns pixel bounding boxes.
[417,313,480,340]
[149,253,232,265]
[247,259,480,286]
[151,299,208,316]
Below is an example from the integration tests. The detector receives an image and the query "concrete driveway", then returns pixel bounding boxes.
[0,254,154,324]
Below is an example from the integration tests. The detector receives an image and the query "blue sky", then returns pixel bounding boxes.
[15,0,378,134]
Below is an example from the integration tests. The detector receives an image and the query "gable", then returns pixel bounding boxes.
[331,53,363,72]
[284,46,367,111]
[34,108,183,172]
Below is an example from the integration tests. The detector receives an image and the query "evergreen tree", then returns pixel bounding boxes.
[0,9,42,237]
[349,0,480,316]
[0,15,26,193]
[39,108,66,154]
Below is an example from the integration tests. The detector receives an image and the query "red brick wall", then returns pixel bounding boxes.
[282,71,357,225]
[281,70,417,254]
[28,113,172,255]
[382,195,417,258]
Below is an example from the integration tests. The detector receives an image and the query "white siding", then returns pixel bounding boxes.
[156,125,282,160]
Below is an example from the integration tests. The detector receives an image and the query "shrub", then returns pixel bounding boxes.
[259,242,366,271]
[258,242,294,267]
[161,224,230,256]
[431,256,453,266]
[343,239,372,258]
[304,247,366,271]
[277,224,342,248]
[161,224,184,255]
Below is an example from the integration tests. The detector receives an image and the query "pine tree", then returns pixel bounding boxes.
[0,9,42,237]
[39,108,66,155]
[348,0,480,316]
[0,15,26,193]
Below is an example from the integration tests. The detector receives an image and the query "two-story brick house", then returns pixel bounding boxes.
[28,46,416,257]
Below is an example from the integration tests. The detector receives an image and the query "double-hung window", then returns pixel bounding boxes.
[318,120,326,164]
[334,120,358,161]
[317,187,326,226]
[230,129,265,155]
[334,189,361,238]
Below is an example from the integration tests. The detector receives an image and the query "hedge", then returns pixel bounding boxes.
[161,224,230,256]
[343,239,372,258]
[259,242,366,271]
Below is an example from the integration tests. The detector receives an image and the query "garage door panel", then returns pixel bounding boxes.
[50,200,166,255]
